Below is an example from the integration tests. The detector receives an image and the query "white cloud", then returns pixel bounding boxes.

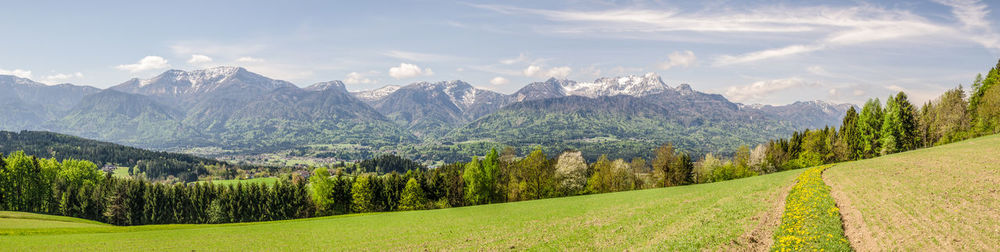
[0,68,32,78]
[658,50,696,70]
[523,65,541,77]
[389,63,434,79]
[715,45,824,66]
[236,56,264,63]
[523,65,571,78]
[344,72,375,84]
[115,56,170,73]
[724,78,817,102]
[41,72,84,84]
[490,76,509,85]
[187,54,213,65]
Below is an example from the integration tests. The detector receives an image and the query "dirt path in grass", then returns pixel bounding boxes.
[721,183,794,251]
[824,168,876,251]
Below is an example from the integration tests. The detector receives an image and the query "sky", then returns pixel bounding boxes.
[2,0,1000,105]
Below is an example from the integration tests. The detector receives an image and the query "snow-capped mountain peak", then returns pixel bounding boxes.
[562,72,669,98]
[305,81,347,92]
[0,75,46,87]
[352,85,401,103]
[112,66,296,99]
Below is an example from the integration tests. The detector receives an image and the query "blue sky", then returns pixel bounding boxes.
[2,0,999,105]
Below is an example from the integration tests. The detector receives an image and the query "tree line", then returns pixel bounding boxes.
[0,151,313,225]
[729,60,1000,174]
[0,130,223,182]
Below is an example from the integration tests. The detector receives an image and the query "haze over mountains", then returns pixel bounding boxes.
[0,66,852,161]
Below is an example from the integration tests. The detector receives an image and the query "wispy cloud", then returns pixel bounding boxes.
[382,50,464,62]
[41,72,84,84]
[473,1,1000,66]
[724,77,819,103]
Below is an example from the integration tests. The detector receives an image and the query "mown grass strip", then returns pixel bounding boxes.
[771,165,851,251]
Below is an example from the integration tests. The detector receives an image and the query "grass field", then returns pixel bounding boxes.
[825,134,1000,250]
[0,168,802,250]
[0,211,109,230]
[112,166,130,178]
[194,177,279,186]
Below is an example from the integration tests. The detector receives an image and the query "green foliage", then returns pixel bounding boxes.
[839,107,861,160]
[309,168,335,215]
[0,131,221,181]
[355,154,425,174]
[880,92,918,154]
[398,178,427,211]
[857,98,884,158]
[694,153,757,183]
[351,175,376,213]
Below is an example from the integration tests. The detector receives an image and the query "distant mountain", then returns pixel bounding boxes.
[213,85,416,149]
[111,66,296,108]
[46,89,200,148]
[0,75,100,130]
[370,80,510,138]
[442,77,852,160]
[1,67,852,162]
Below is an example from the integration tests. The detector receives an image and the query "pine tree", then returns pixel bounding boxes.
[857,98,884,158]
[839,107,861,160]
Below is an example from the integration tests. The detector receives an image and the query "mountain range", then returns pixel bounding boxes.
[0,66,852,161]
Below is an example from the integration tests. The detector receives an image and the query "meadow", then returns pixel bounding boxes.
[0,168,802,251]
[824,134,1000,250]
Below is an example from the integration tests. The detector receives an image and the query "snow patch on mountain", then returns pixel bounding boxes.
[352,85,401,103]
[562,72,669,98]
[305,81,347,92]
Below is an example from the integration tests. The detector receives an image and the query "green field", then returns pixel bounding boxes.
[194,177,279,186]
[0,211,109,230]
[0,168,802,250]
[824,134,1000,250]
[5,135,999,250]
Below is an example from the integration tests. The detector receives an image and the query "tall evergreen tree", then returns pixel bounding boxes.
[839,107,861,160]
[880,92,919,154]
[857,98,884,158]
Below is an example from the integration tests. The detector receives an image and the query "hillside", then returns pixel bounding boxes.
[0,130,223,180]
[0,168,802,250]
[824,134,1000,250]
